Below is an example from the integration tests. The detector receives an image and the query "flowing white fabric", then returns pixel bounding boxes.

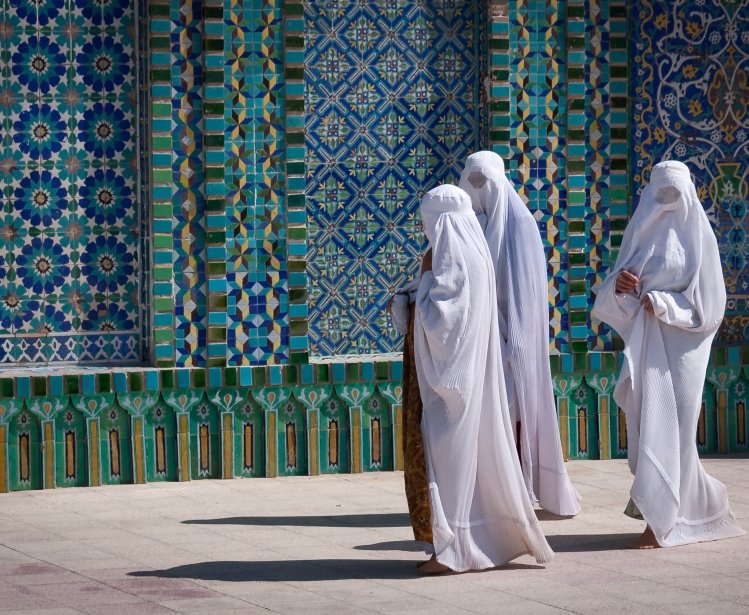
[592,160,744,547]
[414,184,553,571]
[459,151,581,517]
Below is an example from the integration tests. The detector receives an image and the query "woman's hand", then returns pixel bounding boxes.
[421,248,433,275]
[641,296,654,314]
[615,270,639,294]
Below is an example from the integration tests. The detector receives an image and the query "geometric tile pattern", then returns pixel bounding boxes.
[604,0,629,350]
[203,0,225,368]
[581,0,611,350]
[148,0,289,368]
[507,0,569,355]
[0,0,141,365]
[172,0,207,366]
[284,0,309,365]
[224,0,288,366]
[629,0,749,346]
[304,1,487,356]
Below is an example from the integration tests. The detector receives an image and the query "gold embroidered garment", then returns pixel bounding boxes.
[402,303,432,543]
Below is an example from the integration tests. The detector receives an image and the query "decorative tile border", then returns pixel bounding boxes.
[284,0,309,365]
[2,349,748,491]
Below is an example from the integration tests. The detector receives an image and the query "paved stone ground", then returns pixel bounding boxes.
[1,459,748,615]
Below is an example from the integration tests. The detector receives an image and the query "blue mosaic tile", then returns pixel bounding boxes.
[0,0,141,366]
[630,0,749,345]
[304,0,487,356]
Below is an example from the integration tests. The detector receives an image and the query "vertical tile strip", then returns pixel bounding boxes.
[509,0,568,356]
[150,0,177,366]
[608,0,629,350]
[138,0,152,363]
[584,0,611,351]
[284,0,308,365]
[225,0,287,366]
[489,0,511,159]
[204,0,225,367]
[565,0,587,352]
[172,0,207,367]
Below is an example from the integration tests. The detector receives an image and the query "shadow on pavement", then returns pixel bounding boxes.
[129,558,547,582]
[547,533,640,552]
[535,510,576,521]
[182,513,410,528]
[354,540,431,552]
[129,559,419,581]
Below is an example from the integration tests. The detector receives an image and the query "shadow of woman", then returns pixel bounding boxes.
[129,559,419,582]
[128,557,547,582]
[181,513,410,528]
[546,533,641,552]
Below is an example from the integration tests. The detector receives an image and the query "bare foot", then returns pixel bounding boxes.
[628,526,660,549]
[417,554,450,575]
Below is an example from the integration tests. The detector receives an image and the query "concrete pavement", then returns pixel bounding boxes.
[1,459,748,614]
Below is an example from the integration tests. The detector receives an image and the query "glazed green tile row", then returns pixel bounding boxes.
[3,358,749,492]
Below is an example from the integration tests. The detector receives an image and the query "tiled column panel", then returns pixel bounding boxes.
[172,0,207,367]
[149,0,209,368]
[224,0,288,366]
[0,0,142,366]
[488,1,511,160]
[564,0,588,356]
[604,0,628,350]
[507,0,568,356]
[577,0,613,353]
[149,0,288,368]
[284,0,308,365]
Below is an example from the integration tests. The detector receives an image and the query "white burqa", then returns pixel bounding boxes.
[414,184,553,571]
[593,160,744,547]
[459,151,581,517]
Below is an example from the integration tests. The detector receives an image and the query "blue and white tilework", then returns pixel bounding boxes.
[0,0,141,365]
[304,0,488,356]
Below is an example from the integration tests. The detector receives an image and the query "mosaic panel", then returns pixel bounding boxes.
[508,0,568,355]
[172,0,207,366]
[0,0,141,365]
[304,0,487,356]
[630,0,749,344]
[225,0,288,366]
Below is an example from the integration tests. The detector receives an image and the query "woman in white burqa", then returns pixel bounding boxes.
[458,151,581,517]
[593,160,744,548]
[415,184,553,573]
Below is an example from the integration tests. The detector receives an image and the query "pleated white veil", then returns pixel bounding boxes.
[459,151,580,517]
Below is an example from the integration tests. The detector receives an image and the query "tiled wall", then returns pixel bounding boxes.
[148,0,292,368]
[304,1,488,356]
[1,0,749,491]
[0,0,142,366]
[629,0,749,346]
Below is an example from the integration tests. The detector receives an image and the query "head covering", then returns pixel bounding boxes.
[414,184,553,571]
[416,184,489,387]
[594,159,725,337]
[458,151,581,517]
